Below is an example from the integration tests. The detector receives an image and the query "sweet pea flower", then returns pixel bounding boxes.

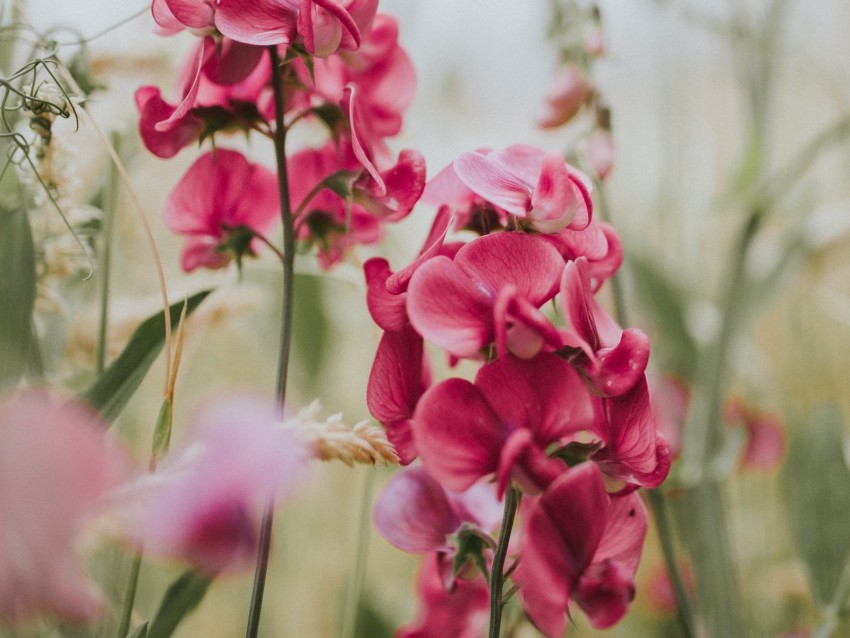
[406,231,565,360]
[395,553,489,638]
[547,220,623,291]
[559,256,649,396]
[216,0,377,57]
[536,65,593,129]
[119,396,308,574]
[724,398,786,472]
[584,130,615,180]
[452,144,593,233]
[515,463,647,638]
[412,353,599,496]
[163,148,280,271]
[0,390,129,625]
[136,37,270,158]
[373,465,502,587]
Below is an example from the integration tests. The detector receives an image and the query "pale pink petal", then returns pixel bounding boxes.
[529,152,582,232]
[373,466,458,553]
[344,83,384,192]
[151,0,186,34]
[536,65,593,129]
[154,37,214,132]
[215,0,298,46]
[453,151,530,216]
[0,390,128,625]
[165,0,215,29]
[180,235,231,272]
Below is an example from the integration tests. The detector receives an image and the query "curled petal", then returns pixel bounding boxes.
[364,258,408,331]
[215,0,298,46]
[453,151,530,216]
[386,206,453,295]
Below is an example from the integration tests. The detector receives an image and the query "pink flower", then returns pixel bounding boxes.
[0,390,128,625]
[515,463,647,638]
[412,353,598,496]
[546,220,623,292]
[151,0,216,34]
[649,374,690,460]
[163,148,280,271]
[136,37,270,158]
[120,396,307,574]
[406,232,565,360]
[395,553,489,638]
[452,144,592,233]
[536,65,593,129]
[559,256,649,396]
[215,0,377,56]
[724,398,786,472]
[373,465,502,587]
[584,130,615,180]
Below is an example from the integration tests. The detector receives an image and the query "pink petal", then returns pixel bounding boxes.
[516,463,609,638]
[529,152,582,233]
[536,65,593,129]
[0,390,128,625]
[385,205,453,295]
[373,466,458,554]
[154,37,214,132]
[364,257,408,331]
[453,151,530,216]
[367,325,427,424]
[135,85,202,159]
[354,148,426,220]
[165,0,215,29]
[215,0,298,46]
[344,83,384,193]
[412,379,505,492]
[492,286,561,359]
[406,255,494,358]
[590,328,651,397]
[455,232,564,307]
[180,235,231,272]
[151,0,186,34]
[202,38,265,85]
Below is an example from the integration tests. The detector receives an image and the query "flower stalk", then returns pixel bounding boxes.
[244,45,296,638]
[488,486,519,638]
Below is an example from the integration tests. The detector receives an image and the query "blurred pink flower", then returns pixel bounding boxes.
[536,65,593,129]
[584,130,615,180]
[163,148,280,271]
[725,398,786,472]
[0,390,129,625]
[121,396,308,574]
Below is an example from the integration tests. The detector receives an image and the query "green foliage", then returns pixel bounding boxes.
[291,273,329,394]
[0,205,37,392]
[628,255,698,380]
[79,289,211,422]
[145,571,212,638]
[782,403,850,607]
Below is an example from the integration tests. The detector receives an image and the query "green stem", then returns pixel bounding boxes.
[813,561,850,638]
[339,469,376,638]
[488,487,519,638]
[245,45,296,638]
[96,132,119,374]
[116,549,143,638]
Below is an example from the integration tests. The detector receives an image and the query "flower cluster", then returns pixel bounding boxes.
[366,143,670,635]
[138,0,422,270]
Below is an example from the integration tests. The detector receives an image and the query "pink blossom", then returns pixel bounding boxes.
[151,0,216,34]
[136,37,271,158]
[406,232,564,360]
[0,390,128,625]
[120,396,307,574]
[412,353,598,495]
[452,144,592,233]
[515,463,646,638]
[215,0,377,56]
[725,398,786,472]
[548,220,623,290]
[559,256,649,396]
[536,65,593,129]
[163,148,280,271]
[373,465,502,588]
[395,553,489,638]
[649,374,690,460]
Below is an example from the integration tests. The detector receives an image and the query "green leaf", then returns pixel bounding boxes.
[0,206,36,392]
[128,623,149,638]
[145,570,212,638]
[291,274,329,393]
[150,396,173,461]
[80,289,211,423]
[628,255,698,380]
[782,403,850,606]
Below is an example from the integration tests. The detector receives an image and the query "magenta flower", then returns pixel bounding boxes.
[151,0,216,34]
[406,231,565,360]
[547,219,623,291]
[373,465,502,587]
[536,65,594,129]
[452,144,593,233]
[163,148,280,271]
[216,0,377,56]
[559,256,650,396]
[136,37,270,158]
[0,390,129,625]
[395,553,489,638]
[515,463,647,638]
[120,396,307,574]
[412,353,598,495]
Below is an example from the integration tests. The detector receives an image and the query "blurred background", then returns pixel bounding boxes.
[8,0,850,636]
